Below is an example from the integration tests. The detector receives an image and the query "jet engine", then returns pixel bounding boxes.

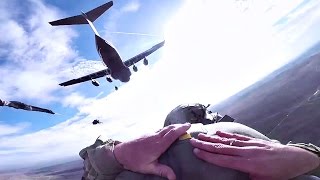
[106,77,112,82]
[143,57,148,65]
[133,65,138,72]
[91,79,100,86]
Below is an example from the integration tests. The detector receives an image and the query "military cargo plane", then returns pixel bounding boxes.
[0,99,55,114]
[49,1,165,90]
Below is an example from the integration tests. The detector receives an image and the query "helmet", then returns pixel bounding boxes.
[164,103,215,127]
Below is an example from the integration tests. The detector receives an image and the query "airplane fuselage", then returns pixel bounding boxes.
[95,35,131,82]
[81,11,131,83]
[51,1,165,88]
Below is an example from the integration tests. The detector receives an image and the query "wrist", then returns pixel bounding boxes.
[287,143,320,169]
[113,142,127,169]
[287,145,320,174]
[287,143,320,157]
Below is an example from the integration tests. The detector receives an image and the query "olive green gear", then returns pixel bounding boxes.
[164,103,218,126]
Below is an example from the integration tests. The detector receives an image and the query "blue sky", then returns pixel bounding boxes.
[1,0,320,170]
[0,0,183,132]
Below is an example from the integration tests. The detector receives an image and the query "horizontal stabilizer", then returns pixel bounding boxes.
[86,1,113,22]
[49,1,113,26]
[49,15,88,26]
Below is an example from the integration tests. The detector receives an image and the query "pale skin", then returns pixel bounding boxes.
[114,123,191,180]
[113,124,319,180]
[190,131,320,180]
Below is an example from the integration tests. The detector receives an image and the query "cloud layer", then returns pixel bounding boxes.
[0,122,30,136]
[0,0,79,103]
[2,0,320,170]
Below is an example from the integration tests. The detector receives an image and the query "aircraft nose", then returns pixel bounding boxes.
[117,74,129,82]
[122,76,130,82]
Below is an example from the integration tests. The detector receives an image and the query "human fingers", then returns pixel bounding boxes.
[150,163,176,180]
[198,133,265,147]
[193,148,251,173]
[216,131,253,141]
[162,123,191,145]
[157,125,176,136]
[190,138,254,156]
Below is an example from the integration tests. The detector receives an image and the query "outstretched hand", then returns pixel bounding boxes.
[190,131,320,180]
[114,123,191,180]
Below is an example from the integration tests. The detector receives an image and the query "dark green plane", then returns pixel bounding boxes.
[0,99,54,114]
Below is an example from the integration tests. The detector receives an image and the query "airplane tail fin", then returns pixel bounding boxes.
[49,1,113,26]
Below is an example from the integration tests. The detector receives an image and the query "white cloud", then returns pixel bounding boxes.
[121,0,140,13]
[102,0,141,40]
[70,60,106,77]
[0,122,29,136]
[2,0,320,171]
[273,1,320,53]
[61,92,99,111]
[238,0,320,53]
[0,0,79,103]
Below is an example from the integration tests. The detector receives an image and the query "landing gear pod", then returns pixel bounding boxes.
[133,65,138,72]
[106,77,112,82]
[143,57,148,65]
[91,79,100,86]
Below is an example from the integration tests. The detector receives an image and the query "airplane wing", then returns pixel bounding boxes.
[30,106,55,114]
[124,40,165,67]
[59,40,165,87]
[4,101,55,114]
[59,68,110,86]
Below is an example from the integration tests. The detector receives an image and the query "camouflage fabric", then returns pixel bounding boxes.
[0,99,55,114]
[79,103,320,180]
[164,103,218,126]
[79,122,320,180]
[79,138,123,180]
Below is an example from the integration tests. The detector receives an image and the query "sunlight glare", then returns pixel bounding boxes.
[163,0,291,104]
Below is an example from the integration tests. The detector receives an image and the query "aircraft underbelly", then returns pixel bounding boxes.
[99,48,131,82]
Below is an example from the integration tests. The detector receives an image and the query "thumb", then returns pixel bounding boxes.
[151,163,176,180]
